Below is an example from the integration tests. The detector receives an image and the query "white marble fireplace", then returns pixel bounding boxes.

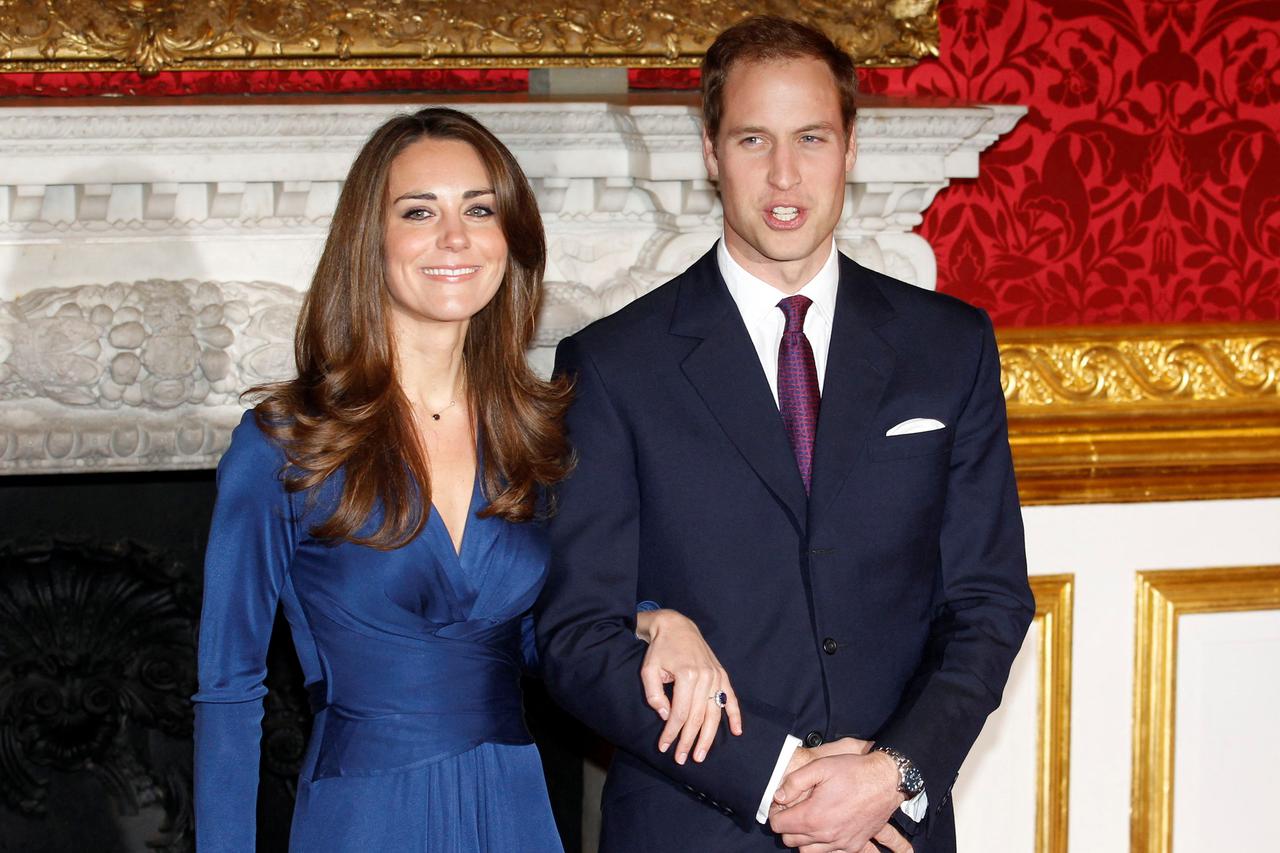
[0,99,1023,474]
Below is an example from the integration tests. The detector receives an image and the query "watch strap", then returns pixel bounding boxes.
[876,746,925,797]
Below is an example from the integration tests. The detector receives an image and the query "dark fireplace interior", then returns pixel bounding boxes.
[0,472,586,853]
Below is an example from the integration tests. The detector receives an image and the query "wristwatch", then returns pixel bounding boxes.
[875,746,925,798]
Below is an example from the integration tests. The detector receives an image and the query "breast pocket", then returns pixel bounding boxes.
[867,426,952,462]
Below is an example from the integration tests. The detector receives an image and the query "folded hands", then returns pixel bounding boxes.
[635,610,913,852]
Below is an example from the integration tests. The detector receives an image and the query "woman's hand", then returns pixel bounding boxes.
[635,609,743,765]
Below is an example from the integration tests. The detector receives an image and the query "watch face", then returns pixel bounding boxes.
[878,746,925,796]
[902,766,925,796]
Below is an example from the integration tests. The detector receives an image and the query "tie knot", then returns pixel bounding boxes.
[777,295,813,334]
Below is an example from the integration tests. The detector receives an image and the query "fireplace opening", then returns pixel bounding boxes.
[0,471,586,852]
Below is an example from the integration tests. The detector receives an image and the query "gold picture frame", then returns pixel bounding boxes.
[1030,574,1073,853]
[1130,566,1280,853]
[999,323,1280,505]
[0,1,939,76]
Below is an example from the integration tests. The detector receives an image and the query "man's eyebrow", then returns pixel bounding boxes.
[392,188,495,202]
[724,122,838,136]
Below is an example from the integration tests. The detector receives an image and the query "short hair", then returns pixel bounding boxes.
[701,15,858,142]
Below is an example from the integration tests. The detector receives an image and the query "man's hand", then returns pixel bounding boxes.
[768,737,872,816]
[769,749,906,852]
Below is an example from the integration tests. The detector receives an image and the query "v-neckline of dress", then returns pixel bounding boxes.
[431,467,482,562]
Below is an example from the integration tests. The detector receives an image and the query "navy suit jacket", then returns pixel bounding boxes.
[536,248,1035,852]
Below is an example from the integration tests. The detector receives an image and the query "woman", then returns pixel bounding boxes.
[193,108,737,852]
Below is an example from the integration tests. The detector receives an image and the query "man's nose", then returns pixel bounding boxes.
[768,145,801,191]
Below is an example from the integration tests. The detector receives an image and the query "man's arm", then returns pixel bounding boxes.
[871,308,1035,822]
[772,308,1033,848]
[536,334,797,819]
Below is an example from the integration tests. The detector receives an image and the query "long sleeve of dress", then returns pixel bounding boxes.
[192,416,299,852]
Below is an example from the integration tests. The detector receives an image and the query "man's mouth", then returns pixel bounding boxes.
[764,205,806,229]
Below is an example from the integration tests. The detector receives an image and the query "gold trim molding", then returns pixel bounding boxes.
[1030,574,1073,853]
[998,323,1280,505]
[1130,565,1280,853]
[0,1,939,75]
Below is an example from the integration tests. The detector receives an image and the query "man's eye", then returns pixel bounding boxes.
[741,136,764,146]
[801,134,823,144]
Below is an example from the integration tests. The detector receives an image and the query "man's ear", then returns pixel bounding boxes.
[702,129,720,181]
[844,128,857,174]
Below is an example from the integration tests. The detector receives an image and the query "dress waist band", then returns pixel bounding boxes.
[304,617,531,780]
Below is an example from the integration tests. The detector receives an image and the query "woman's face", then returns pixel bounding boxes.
[382,137,508,332]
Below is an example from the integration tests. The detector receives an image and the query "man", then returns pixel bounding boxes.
[536,15,1034,853]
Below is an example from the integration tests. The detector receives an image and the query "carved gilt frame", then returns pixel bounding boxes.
[1000,323,1280,505]
[0,1,939,75]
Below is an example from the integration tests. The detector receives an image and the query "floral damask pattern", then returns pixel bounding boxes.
[862,0,1280,324]
[633,0,1280,325]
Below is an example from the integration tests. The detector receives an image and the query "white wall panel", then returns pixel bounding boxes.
[948,497,1280,853]
[954,625,1039,853]
[1172,609,1280,851]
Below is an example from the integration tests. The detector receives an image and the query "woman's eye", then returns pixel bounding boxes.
[402,207,432,220]
[467,205,495,218]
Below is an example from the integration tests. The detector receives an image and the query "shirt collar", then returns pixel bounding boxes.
[717,237,839,328]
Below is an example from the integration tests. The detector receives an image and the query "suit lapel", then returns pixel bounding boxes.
[809,256,897,525]
[673,250,808,533]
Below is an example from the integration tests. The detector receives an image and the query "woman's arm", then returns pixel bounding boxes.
[192,415,299,852]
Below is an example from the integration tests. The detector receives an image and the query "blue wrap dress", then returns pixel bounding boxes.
[193,411,563,852]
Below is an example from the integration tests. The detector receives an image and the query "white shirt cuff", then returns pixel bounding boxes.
[900,787,928,821]
[756,735,802,823]
[754,737,930,826]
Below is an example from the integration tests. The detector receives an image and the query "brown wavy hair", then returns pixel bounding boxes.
[251,107,573,549]
[701,15,858,143]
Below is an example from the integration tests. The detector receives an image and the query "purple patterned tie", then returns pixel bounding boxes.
[777,295,820,494]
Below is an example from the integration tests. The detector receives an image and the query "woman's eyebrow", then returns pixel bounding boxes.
[393,188,494,202]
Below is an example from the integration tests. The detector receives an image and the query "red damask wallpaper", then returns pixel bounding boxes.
[636,1,1280,325]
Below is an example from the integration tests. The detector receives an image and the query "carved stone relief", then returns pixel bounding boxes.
[0,280,299,409]
[0,539,197,851]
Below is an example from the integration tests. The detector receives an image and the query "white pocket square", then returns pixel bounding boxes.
[885,418,946,437]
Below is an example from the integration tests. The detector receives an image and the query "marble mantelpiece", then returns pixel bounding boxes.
[0,98,1023,473]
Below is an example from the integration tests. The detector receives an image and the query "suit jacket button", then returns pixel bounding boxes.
[805,731,823,747]
[822,637,838,655]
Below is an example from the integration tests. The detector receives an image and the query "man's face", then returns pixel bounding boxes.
[703,57,855,292]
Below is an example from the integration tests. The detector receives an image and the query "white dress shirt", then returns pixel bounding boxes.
[715,238,928,826]
[717,239,838,404]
